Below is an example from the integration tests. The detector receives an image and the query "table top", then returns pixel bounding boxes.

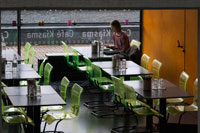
[17,64,34,71]
[103,67,152,77]
[72,46,114,60]
[45,53,74,57]
[93,61,140,69]
[4,85,66,107]
[2,49,24,61]
[2,70,41,80]
[124,80,193,99]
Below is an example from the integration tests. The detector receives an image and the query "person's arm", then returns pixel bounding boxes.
[105,34,115,49]
[120,35,130,53]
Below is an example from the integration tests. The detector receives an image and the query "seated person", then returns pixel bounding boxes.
[105,20,130,54]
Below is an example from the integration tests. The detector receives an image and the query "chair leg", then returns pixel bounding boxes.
[43,122,47,133]
[167,113,170,122]
[178,112,185,125]
[54,119,62,133]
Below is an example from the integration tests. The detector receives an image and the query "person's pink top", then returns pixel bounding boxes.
[112,31,130,53]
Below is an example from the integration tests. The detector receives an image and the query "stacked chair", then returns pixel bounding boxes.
[110,76,163,133]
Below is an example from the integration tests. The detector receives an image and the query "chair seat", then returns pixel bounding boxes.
[41,105,65,112]
[19,81,28,86]
[43,112,77,125]
[93,77,112,84]
[167,98,184,103]
[78,66,87,72]
[167,104,198,116]
[99,84,114,91]
[125,99,150,108]
[78,61,86,66]
[4,106,22,114]
[133,107,163,117]
[67,62,74,67]
[130,76,143,81]
[125,99,163,117]
[3,115,26,124]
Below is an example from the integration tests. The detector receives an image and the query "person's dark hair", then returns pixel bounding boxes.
[111,20,121,32]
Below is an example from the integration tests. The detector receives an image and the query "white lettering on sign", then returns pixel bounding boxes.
[82,29,111,40]
[1,31,9,39]
[27,30,54,39]
[82,29,132,40]
[57,30,73,38]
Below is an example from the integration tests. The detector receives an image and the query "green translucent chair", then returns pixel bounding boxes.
[83,56,93,80]
[37,58,47,85]
[41,76,70,112]
[2,98,34,130]
[141,54,150,69]
[61,41,74,67]
[130,75,143,81]
[71,48,86,70]
[24,42,31,64]
[130,39,141,50]
[43,63,53,85]
[124,83,163,117]
[28,47,36,67]
[167,78,198,124]
[151,59,162,79]
[92,64,113,91]
[167,71,189,104]
[43,83,83,133]
[151,59,162,107]
[111,76,163,133]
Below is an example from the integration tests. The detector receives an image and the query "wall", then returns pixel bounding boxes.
[143,9,198,103]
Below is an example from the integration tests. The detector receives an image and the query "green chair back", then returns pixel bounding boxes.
[179,71,189,91]
[130,39,141,50]
[92,64,102,79]
[84,56,93,78]
[62,41,70,64]
[111,76,125,103]
[70,83,83,116]
[37,58,47,84]
[24,42,31,64]
[60,76,70,101]
[28,47,36,67]
[141,54,150,69]
[1,99,5,115]
[72,48,79,67]
[124,84,137,106]
[193,78,198,105]
[43,63,53,85]
[151,59,162,79]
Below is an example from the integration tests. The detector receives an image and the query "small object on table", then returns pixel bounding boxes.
[112,54,120,69]
[27,79,37,97]
[143,76,152,91]
[67,20,72,25]
[125,19,129,25]
[92,40,99,54]
[12,20,17,26]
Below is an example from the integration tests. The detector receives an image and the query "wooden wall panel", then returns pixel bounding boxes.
[185,10,198,103]
[143,10,184,85]
[143,9,198,103]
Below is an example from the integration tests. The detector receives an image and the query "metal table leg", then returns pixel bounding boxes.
[27,106,41,133]
[146,99,153,131]
[159,99,167,133]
